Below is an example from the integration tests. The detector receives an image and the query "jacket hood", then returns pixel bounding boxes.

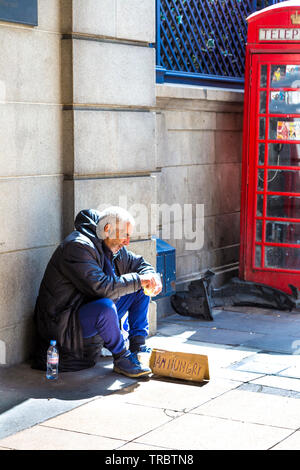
[74,209,101,240]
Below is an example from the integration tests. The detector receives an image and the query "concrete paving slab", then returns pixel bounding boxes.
[279,366,300,379]
[214,368,265,383]
[132,413,291,450]
[188,327,266,346]
[38,394,175,441]
[117,441,173,450]
[0,359,137,440]
[250,375,300,393]
[229,352,297,375]
[1,305,300,450]
[192,388,300,429]
[238,382,300,399]
[241,335,300,354]
[161,310,300,335]
[272,431,300,450]
[0,424,127,450]
[110,376,242,412]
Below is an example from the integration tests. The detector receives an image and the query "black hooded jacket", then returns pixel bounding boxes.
[32,209,155,372]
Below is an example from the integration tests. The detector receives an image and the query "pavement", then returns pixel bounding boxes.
[0,304,300,451]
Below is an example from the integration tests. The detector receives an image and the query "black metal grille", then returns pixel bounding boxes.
[156,0,285,86]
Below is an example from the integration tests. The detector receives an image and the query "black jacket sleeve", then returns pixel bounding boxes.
[60,240,141,300]
[127,251,155,274]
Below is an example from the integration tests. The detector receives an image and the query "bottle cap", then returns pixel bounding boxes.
[50,340,56,346]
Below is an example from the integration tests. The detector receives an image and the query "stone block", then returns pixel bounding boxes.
[116,0,155,43]
[61,39,73,105]
[0,246,56,332]
[214,212,240,248]
[62,110,75,175]
[216,112,244,131]
[37,0,61,33]
[165,130,215,167]
[164,110,216,130]
[159,164,241,218]
[64,174,157,240]
[158,165,222,217]
[0,318,35,365]
[148,301,157,336]
[0,27,61,104]
[173,251,202,281]
[0,176,63,253]
[155,112,168,169]
[71,0,155,43]
[174,243,240,282]
[156,84,244,113]
[156,84,207,101]
[206,88,244,104]
[72,39,155,106]
[215,130,243,164]
[73,110,156,175]
[72,0,116,37]
[0,103,63,177]
[159,212,240,259]
[214,163,241,214]
[159,216,205,255]
[129,238,156,270]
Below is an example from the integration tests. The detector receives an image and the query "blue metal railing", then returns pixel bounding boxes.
[156,0,285,88]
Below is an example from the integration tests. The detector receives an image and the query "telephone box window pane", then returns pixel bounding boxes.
[256,220,263,241]
[267,169,300,193]
[260,91,266,114]
[259,118,265,139]
[268,143,300,167]
[269,118,300,140]
[255,245,262,267]
[260,65,267,88]
[271,65,300,88]
[259,143,265,165]
[267,195,300,219]
[269,91,300,114]
[266,221,300,244]
[265,246,300,270]
[257,194,264,216]
[257,169,264,190]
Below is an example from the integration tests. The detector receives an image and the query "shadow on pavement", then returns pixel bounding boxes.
[0,357,142,440]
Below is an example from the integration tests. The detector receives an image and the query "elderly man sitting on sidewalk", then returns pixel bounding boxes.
[32,207,162,378]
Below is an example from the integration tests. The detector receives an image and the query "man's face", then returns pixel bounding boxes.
[103,220,133,254]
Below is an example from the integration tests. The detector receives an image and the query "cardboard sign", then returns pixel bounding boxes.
[150,348,210,383]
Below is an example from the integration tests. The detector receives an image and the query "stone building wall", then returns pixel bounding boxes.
[0,0,65,365]
[155,84,244,287]
[0,0,157,366]
[0,0,244,366]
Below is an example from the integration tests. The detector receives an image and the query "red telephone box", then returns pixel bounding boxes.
[240,1,300,294]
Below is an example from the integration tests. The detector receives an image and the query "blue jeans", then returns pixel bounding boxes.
[78,289,150,356]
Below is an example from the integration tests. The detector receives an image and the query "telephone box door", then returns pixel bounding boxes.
[243,53,300,292]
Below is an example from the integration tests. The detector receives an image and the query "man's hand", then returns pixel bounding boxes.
[139,272,162,297]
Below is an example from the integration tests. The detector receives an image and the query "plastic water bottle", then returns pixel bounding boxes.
[46,340,59,380]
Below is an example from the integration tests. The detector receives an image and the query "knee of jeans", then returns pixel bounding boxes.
[99,298,117,318]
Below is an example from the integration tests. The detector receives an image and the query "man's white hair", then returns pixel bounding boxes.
[96,206,135,239]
